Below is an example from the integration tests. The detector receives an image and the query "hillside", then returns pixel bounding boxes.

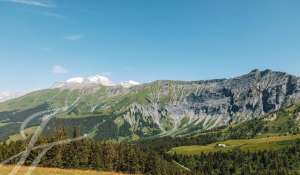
[161,103,300,174]
[0,69,299,141]
[2,102,300,175]
[138,101,300,152]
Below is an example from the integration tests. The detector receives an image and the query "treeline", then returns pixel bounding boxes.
[137,119,264,153]
[137,131,224,153]
[0,128,189,175]
[138,117,300,153]
[172,140,300,175]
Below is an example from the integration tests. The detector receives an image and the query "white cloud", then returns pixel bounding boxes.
[0,91,28,102]
[52,65,68,75]
[6,0,53,7]
[64,34,83,41]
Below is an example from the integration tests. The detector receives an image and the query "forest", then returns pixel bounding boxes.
[0,128,188,175]
[1,126,300,175]
[172,141,300,175]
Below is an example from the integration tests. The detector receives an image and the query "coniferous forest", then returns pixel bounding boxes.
[1,127,300,175]
[0,128,188,175]
[172,143,300,175]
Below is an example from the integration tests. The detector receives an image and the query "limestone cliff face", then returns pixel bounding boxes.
[122,70,300,136]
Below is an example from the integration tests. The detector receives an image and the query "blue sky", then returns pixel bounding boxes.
[0,0,300,91]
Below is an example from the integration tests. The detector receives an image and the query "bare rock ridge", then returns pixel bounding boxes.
[121,69,300,137]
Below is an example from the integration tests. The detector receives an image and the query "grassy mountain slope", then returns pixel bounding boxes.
[169,102,300,155]
[169,134,300,155]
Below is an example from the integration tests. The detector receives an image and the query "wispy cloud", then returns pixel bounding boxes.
[64,34,84,41]
[43,12,66,19]
[6,0,54,7]
[52,65,68,75]
[0,91,29,102]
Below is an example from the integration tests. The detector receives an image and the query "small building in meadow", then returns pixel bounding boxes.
[217,143,227,148]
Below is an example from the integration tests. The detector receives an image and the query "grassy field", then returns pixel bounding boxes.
[0,165,126,175]
[7,127,37,142]
[169,134,300,155]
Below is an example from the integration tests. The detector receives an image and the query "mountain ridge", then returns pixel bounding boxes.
[0,69,299,141]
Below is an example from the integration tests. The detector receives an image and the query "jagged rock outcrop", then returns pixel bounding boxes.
[122,69,300,136]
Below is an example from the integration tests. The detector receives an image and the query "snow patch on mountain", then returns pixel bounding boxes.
[66,77,85,84]
[53,75,140,88]
[88,75,114,86]
[120,80,140,88]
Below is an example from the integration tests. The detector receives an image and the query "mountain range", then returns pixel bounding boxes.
[0,69,299,141]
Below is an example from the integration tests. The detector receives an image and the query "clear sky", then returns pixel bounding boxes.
[0,0,300,91]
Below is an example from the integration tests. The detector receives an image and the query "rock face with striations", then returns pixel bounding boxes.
[0,69,299,140]
[122,69,300,136]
